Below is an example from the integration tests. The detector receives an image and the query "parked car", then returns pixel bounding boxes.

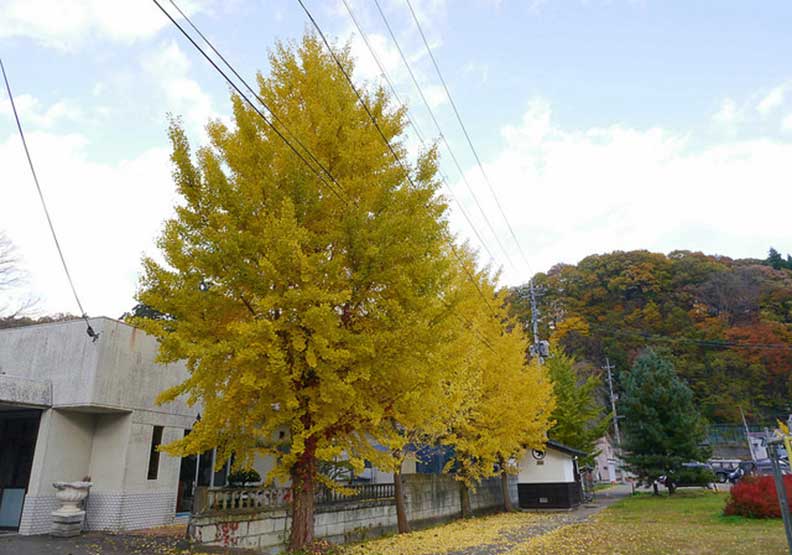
[728,459,791,483]
[708,459,742,483]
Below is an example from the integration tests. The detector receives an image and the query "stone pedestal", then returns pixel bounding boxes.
[50,481,93,538]
[51,511,85,537]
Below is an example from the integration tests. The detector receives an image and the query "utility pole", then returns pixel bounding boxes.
[769,438,792,554]
[603,358,622,448]
[529,280,540,356]
[739,406,755,462]
[527,280,548,363]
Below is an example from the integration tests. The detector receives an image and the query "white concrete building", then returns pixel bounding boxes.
[516,439,586,509]
[0,317,202,534]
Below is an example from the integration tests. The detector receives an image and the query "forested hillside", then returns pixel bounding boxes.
[508,249,792,423]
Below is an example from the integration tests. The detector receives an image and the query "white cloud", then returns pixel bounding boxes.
[141,40,219,134]
[0,94,83,128]
[340,5,449,125]
[783,114,792,132]
[1,131,176,316]
[712,97,741,125]
[423,84,448,109]
[757,84,787,117]
[0,0,209,50]
[446,99,792,284]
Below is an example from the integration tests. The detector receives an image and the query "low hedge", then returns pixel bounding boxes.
[724,474,792,518]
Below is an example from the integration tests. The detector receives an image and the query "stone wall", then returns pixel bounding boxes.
[189,474,518,553]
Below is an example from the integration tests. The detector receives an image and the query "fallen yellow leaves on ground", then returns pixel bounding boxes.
[343,511,562,555]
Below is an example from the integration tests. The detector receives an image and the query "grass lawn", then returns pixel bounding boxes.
[342,490,789,555]
[517,491,788,555]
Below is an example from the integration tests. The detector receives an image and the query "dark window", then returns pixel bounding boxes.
[147,426,164,480]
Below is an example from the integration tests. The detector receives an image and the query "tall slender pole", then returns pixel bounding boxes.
[739,406,755,462]
[769,440,792,554]
[604,358,621,448]
[529,280,542,364]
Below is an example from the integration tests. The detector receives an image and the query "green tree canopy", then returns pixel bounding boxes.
[620,350,710,493]
[545,351,611,465]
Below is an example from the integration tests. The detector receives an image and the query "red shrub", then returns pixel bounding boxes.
[724,475,792,518]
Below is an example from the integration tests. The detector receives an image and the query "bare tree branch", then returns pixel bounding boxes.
[0,231,38,318]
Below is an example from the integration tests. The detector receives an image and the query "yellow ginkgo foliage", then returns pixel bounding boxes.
[135,35,472,550]
[440,248,556,514]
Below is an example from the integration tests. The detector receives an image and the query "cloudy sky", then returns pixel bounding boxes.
[1,0,791,317]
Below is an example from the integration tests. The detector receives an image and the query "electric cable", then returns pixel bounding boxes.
[1,59,99,342]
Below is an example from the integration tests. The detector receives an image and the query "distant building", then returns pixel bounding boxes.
[593,435,621,483]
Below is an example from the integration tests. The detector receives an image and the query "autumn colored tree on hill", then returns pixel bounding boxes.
[509,249,792,422]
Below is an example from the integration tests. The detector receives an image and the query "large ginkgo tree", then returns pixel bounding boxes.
[136,35,479,550]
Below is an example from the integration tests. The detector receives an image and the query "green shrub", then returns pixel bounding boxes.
[227,468,261,486]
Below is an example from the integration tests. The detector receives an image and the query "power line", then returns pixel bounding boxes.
[340,0,496,263]
[296,0,502,323]
[589,323,792,352]
[159,0,504,347]
[164,0,348,202]
[449,245,499,321]
[371,0,517,273]
[340,0,426,145]
[404,0,531,271]
[296,0,417,191]
[1,59,99,342]
[151,0,347,203]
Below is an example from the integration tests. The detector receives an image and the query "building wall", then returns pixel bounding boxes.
[0,317,196,418]
[517,448,575,484]
[0,321,101,407]
[19,409,95,534]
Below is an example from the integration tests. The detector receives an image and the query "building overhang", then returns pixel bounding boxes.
[0,374,52,408]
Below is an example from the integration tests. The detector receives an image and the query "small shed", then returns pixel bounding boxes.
[517,439,587,509]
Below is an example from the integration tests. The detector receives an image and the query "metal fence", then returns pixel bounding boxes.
[706,424,765,446]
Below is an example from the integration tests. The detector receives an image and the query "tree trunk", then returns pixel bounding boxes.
[667,481,676,495]
[500,468,514,512]
[394,462,411,534]
[288,437,317,551]
[459,482,472,518]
